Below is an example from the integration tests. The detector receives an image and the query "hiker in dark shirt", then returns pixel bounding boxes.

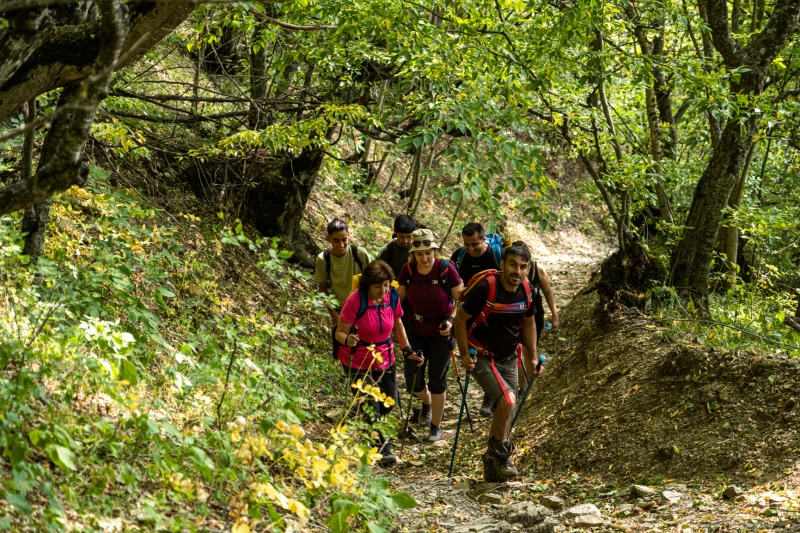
[451,222,504,417]
[378,215,416,327]
[454,244,543,482]
[510,241,560,391]
[450,222,503,286]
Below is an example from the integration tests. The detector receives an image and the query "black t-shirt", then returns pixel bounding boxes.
[378,239,411,280]
[461,276,535,360]
[451,247,500,286]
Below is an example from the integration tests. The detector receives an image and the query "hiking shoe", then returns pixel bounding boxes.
[482,452,499,482]
[482,452,518,482]
[428,424,443,442]
[418,403,432,427]
[479,395,493,418]
[495,456,518,480]
[378,441,397,467]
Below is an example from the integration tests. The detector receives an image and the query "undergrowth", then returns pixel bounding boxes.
[0,174,414,531]
[651,283,800,358]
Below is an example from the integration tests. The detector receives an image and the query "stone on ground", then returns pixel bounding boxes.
[723,485,744,499]
[497,501,551,527]
[565,503,601,517]
[540,495,564,510]
[662,490,683,505]
[573,514,605,528]
[477,492,503,505]
[631,484,656,497]
[451,516,512,533]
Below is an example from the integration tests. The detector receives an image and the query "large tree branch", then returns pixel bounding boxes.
[0,2,194,121]
[743,0,800,72]
[0,0,128,216]
[702,0,743,66]
[0,7,57,89]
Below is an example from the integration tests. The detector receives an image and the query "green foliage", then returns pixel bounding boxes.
[0,182,413,530]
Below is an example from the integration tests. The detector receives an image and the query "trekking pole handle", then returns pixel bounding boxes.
[536,354,546,371]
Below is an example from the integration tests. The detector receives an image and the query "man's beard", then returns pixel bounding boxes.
[503,272,521,288]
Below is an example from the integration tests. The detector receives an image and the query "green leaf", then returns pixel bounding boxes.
[0,517,12,529]
[537,219,548,231]
[157,286,176,298]
[390,492,417,509]
[154,292,169,313]
[366,522,388,533]
[45,444,77,472]
[4,492,32,515]
[121,359,138,385]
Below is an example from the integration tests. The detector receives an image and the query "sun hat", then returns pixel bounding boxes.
[409,228,440,252]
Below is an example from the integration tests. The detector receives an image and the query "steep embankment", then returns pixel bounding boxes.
[518,283,800,485]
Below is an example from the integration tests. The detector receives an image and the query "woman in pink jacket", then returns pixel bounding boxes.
[335,259,422,465]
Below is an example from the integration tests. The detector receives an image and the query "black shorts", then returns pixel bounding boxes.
[405,331,451,395]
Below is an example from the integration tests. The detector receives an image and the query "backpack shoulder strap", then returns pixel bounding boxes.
[439,258,453,301]
[354,289,369,322]
[324,249,332,283]
[466,272,499,338]
[491,243,502,267]
[351,245,363,271]
[399,262,413,287]
[389,287,400,311]
[454,247,467,268]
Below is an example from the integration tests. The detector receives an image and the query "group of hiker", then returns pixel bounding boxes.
[313,215,560,482]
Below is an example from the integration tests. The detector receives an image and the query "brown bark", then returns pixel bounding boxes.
[0,0,128,217]
[0,2,194,122]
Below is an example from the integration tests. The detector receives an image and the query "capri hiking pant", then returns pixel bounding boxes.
[473,354,518,413]
[341,362,398,419]
[404,331,451,395]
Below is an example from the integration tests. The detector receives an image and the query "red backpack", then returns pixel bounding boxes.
[459,269,533,355]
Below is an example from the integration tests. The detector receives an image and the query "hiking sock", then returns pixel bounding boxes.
[418,402,432,426]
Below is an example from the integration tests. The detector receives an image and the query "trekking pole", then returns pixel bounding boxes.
[344,325,359,399]
[448,349,474,478]
[398,350,422,461]
[510,354,546,431]
[450,350,474,431]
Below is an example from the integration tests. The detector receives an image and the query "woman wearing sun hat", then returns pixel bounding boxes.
[396,229,464,442]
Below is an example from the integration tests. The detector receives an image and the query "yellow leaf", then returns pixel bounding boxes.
[673,446,680,454]
[231,519,250,533]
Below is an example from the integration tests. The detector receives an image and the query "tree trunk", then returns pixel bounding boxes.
[247,148,327,266]
[248,24,268,129]
[670,114,756,308]
[722,141,755,288]
[21,84,80,263]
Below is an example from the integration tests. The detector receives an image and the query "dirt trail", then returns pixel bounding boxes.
[386,227,800,532]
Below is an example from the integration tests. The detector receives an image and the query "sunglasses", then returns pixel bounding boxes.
[412,239,434,248]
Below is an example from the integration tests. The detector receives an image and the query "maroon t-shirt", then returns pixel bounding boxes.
[397,258,462,336]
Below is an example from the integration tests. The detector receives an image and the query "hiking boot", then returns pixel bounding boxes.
[418,402,432,426]
[428,424,443,442]
[482,452,500,482]
[479,395,493,418]
[482,452,518,482]
[378,441,397,467]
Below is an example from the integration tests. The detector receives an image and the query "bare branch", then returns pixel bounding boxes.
[249,9,336,31]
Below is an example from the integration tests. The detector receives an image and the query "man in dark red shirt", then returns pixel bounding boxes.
[454,244,543,482]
